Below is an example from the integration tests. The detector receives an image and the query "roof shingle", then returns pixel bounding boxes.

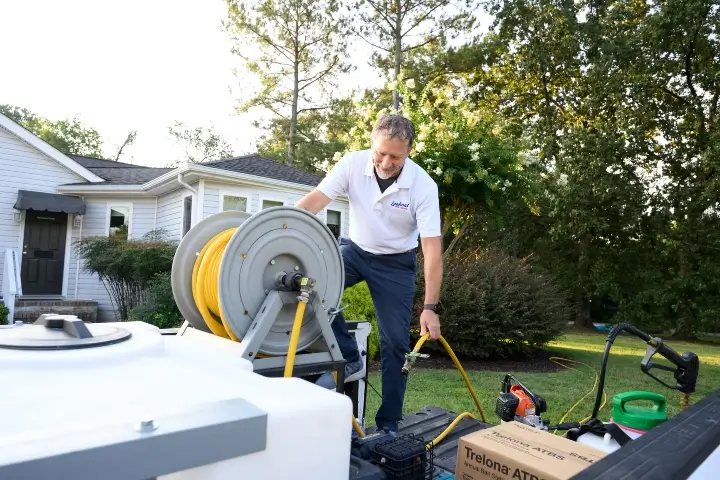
[201,155,325,187]
[61,153,325,187]
[83,167,175,184]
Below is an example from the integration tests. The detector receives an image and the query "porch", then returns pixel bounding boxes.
[1,190,98,325]
[2,248,99,325]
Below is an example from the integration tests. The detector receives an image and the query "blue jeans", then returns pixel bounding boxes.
[331,237,417,431]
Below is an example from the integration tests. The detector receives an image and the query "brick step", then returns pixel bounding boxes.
[14,299,98,323]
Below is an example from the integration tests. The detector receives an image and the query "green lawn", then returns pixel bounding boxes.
[363,332,720,429]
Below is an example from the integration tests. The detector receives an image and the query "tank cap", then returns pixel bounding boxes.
[612,391,668,431]
[0,314,132,350]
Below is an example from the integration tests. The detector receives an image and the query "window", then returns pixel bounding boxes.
[108,205,131,239]
[261,199,284,210]
[182,195,193,237]
[326,209,342,239]
[222,195,249,212]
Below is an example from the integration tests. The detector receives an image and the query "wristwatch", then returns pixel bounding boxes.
[424,303,443,315]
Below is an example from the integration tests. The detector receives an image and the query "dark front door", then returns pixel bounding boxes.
[21,210,68,296]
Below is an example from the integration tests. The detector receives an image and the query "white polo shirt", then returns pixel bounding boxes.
[315,149,442,254]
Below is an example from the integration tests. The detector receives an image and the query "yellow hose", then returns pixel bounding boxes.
[426,411,477,449]
[547,356,607,432]
[192,228,236,339]
[351,333,489,442]
[412,334,487,424]
[284,301,306,377]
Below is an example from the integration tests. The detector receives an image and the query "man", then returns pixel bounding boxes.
[295,113,444,434]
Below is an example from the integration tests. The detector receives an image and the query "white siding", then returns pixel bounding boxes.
[69,196,158,322]
[156,184,197,241]
[0,125,86,289]
[202,181,350,237]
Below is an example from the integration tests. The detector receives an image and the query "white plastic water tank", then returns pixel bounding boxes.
[574,422,643,453]
[0,317,353,479]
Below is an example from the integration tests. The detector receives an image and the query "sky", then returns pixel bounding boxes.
[0,0,490,168]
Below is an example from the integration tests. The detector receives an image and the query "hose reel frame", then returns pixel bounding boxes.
[171,206,345,357]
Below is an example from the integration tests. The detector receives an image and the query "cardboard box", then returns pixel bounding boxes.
[455,421,608,480]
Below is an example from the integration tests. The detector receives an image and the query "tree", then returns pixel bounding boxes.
[167,121,235,166]
[607,0,720,339]
[467,0,655,330]
[0,104,104,157]
[349,0,477,112]
[254,96,360,174]
[114,130,138,162]
[224,0,352,167]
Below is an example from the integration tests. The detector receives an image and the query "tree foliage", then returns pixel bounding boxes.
[74,230,178,322]
[0,104,104,157]
[224,0,352,166]
[465,0,720,337]
[254,97,360,174]
[167,121,235,165]
[349,0,477,111]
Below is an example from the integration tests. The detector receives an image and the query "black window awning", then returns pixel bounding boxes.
[14,190,86,215]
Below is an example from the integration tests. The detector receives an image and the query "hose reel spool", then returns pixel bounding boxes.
[170,206,346,370]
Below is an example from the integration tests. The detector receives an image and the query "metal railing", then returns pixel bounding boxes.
[2,248,23,325]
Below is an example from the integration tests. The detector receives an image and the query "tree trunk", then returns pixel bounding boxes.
[443,209,475,260]
[393,0,402,113]
[673,245,696,340]
[574,236,594,329]
[574,289,593,329]
[288,20,300,166]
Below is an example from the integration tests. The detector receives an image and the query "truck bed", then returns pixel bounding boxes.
[395,406,492,477]
[571,387,720,479]
[392,388,720,480]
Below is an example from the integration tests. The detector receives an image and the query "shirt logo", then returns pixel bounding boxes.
[390,201,409,210]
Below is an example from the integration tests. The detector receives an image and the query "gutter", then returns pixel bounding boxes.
[177,173,197,194]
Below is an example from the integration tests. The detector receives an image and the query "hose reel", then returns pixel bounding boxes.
[170,206,346,370]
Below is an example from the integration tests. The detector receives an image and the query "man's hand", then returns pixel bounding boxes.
[295,190,331,215]
[420,308,441,340]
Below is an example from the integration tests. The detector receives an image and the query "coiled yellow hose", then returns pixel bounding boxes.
[192,228,238,341]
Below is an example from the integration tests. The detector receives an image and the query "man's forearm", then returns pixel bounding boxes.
[423,248,443,304]
[296,189,331,214]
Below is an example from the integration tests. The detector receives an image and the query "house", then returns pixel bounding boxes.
[0,112,349,324]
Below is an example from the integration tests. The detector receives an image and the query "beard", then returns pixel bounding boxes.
[375,163,400,179]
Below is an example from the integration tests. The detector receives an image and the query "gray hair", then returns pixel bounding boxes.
[371,114,415,148]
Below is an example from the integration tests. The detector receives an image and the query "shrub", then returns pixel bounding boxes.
[129,272,183,329]
[412,247,572,359]
[342,282,380,360]
[0,302,9,325]
[74,229,177,321]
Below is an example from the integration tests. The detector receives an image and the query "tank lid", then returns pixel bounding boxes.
[612,390,668,431]
[0,314,131,351]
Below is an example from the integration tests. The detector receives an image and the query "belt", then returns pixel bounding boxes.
[342,238,416,256]
[367,248,417,256]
